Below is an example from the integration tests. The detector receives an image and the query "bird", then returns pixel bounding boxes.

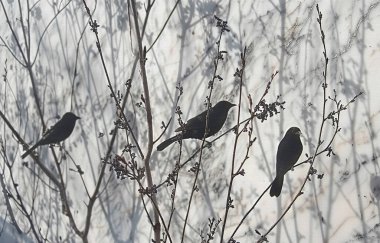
[270,127,303,197]
[157,100,235,151]
[21,112,80,159]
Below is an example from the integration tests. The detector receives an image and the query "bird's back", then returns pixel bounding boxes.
[180,110,208,139]
[39,115,78,145]
[175,101,234,140]
[276,134,303,174]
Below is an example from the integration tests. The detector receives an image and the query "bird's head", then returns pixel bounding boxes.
[215,100,236,111]
[63,112,81,121]
[287,127,302,136]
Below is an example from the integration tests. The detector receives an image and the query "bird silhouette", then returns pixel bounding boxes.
[270,127,303,197]
[21,112,80,159]
[157,100,235,151]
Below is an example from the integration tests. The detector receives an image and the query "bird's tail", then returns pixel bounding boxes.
[21,142,40,159]
[157,135,181,151]
[270,175,284,197]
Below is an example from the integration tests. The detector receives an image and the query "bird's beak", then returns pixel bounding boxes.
[76,116,81,120]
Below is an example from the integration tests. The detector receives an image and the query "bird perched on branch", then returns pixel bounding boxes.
[157,100,235,151]
[270,127,303,197]
[21,112,80,159]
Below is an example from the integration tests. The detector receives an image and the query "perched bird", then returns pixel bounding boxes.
[270,127,303,197]
[21,112,80,159]
[157,100,235,151]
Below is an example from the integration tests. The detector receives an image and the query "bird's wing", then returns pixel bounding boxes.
[276,136,303,174]
[38,125,58,145]
[175,110,207,132]
[38,118,70,145]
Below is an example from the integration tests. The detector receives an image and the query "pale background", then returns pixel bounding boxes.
[0,0,379,242]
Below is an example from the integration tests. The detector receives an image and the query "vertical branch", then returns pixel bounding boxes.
[130,0,160,242]
[228,71,280,242]
[315,4,329,150]
[82,1,143,158]
[220,47,246,242]
[180,16,230,243]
